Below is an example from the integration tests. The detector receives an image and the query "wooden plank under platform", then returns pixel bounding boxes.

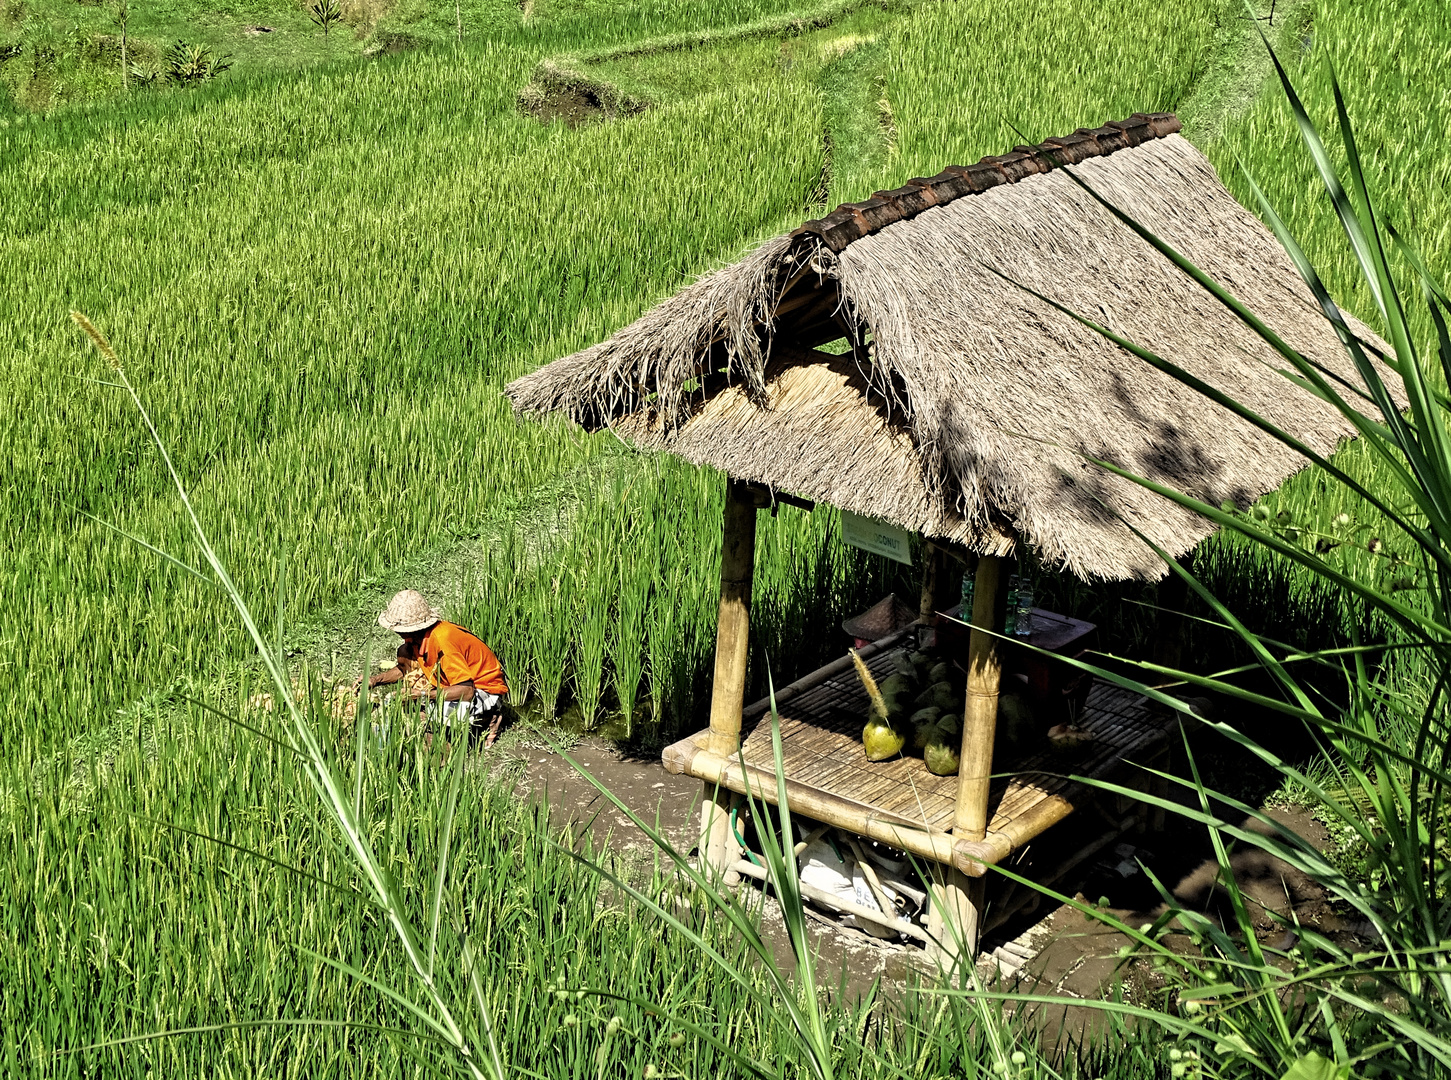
[662,641,1182,878]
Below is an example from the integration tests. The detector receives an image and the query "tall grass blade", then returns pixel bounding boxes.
[430,736,467,980]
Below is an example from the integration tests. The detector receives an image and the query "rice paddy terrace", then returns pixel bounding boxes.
[3,0,1449,1074]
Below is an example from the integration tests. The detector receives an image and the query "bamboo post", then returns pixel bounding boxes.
[927,864,985,965]
[700,476,760,878]
[928,554,1005,964]
[919,542,946,621]
[957,554,1005,841]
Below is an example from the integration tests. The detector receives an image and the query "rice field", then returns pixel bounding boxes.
[0,38,826,751]
[6,0,1449,1071]
[0,0,1243,754]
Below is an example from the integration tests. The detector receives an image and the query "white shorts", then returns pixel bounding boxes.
[427,690,502,730]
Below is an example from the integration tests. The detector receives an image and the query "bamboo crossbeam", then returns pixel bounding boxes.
[955,796,1075,876]
[670,741,965,870]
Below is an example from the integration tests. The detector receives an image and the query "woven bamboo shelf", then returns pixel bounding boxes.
[662,632,1178,879]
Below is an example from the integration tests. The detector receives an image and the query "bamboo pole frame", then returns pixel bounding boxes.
[927,554,1006,963]
[678,512,1166,959]
[676,743,964,868]
[700,476,760,876]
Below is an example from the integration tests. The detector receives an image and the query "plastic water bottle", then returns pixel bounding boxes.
[960,570,975,620]
[1014,579,1035,638]
[1003,574,1020,636]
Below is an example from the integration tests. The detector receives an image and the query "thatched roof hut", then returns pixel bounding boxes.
[506,113,1380,581]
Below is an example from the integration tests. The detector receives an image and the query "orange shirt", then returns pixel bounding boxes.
[402,621,508,697]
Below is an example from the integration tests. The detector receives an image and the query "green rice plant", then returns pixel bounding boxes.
[606,473,652,736]
[875,0,1223,197]
[0,0,1248,761]
[569,552,613,728]
[37,314,991,1080]
[19,3,1432,1067]
[68,312,506,1079]
[645,559,687,726]
[608,578,649,735]
[0,44,825,749]
[530,557,575,718]
[548,695,838,1079]
[1184,0,1451,649]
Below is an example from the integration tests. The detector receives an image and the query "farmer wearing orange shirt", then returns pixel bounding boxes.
[367,590,509,747]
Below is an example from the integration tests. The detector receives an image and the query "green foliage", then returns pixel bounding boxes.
[163,39,232,83]
[878,0,1221,190]
[1281,1053,1352,1080]
[30,314,1140,1080]
[11,0,1450,1074]
[1,0,1229,751]
[308,0,344,39]
[0,42,826,750]
[1191,0,1451,649]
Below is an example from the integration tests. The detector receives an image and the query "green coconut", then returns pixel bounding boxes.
[879,673,915,703]
[909,707,942,751]
[923,725,961,776]
[850,648,907,761]
[907,651,931,668]
[996,691,1037,754]
[928,661,952,684]
[923,681,959,713]
[891,652,917,679]
[863,716,906,761]
[913,680,945,708]
[909,705,942,727]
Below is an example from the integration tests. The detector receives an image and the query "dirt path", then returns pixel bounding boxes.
[487,717,1381,1039]
[496,730,927,994]
[487,725,1353,1016]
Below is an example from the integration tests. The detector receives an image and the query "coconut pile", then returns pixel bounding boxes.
[851,647,1082,773]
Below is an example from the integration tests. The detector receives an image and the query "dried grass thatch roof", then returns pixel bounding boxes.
[506,116,1388,581]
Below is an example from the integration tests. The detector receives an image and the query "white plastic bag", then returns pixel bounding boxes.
[796,837,898,938]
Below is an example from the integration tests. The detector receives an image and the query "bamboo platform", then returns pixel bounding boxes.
[662,628,1179,878]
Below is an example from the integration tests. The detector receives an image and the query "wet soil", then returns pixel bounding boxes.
[495,729,930,993]
[484,720,1366,1019]
[520,85,611,127]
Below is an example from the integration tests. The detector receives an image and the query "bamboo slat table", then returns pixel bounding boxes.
[662,625,1180,883]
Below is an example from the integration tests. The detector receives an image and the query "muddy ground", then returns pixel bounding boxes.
[484,722,1361,1038]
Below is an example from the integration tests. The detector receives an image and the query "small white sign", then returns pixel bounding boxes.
[840,510,913,566]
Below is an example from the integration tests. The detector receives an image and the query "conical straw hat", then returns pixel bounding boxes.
[378,590,442,634]
[841,593,917,641]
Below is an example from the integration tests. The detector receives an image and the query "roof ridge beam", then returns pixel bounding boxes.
[791,112,1182,253]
